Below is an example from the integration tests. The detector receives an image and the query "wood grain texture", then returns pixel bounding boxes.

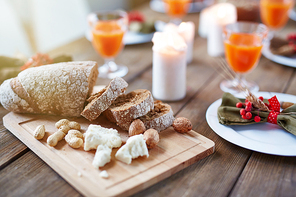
[0,129,28,169]
[0,151,81,197]
[230,153,296,197]
[0,106,28,170]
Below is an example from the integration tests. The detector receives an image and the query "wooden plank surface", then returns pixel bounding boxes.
[3,112,214,197]
[1,1,296,196]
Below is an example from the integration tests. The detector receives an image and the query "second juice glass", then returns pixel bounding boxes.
[163,0,191,24]
[220,22,268,93]
[91,10,128,78]
[260,0,294,31]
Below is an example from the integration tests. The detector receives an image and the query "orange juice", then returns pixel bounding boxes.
[163,0,190,18]
[224,33,263,73]
[260,0,294,29]
[92,21,124,58]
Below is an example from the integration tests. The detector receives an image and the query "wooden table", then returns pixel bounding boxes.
[1,3,296,197]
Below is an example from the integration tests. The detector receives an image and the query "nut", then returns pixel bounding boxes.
[281,101,294,109]
[143,129,159,149]
[33,125,45,140]
[68,121,81,130]
[47,119,81,147]
[47,130,65,147]
[55,119,70,129]
[172,117,192,133]
[129,119,146,136]
[65,129,83,148]
[59,125,71,134]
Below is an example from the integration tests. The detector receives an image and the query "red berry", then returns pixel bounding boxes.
[245,99,249,103]
[236,102,243,108]
[241,115,247,119]
[246,112,252,119]
[240,109,246,115]
[245,106,252,112]
[254,116,261,122]
[287,33,296,40]
[258,96,264,101]
[128,11,145,23]
[246,102,252,108]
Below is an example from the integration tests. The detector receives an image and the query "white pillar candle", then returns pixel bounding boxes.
[163,22,195,64]
[198,7,211,38]
[206,3,237,57]
[152,32,187,101]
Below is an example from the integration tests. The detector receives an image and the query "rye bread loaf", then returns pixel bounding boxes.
[81,77,128,121]
[116,100,174,131]
[0,61,98,116]
[104,89,154,127]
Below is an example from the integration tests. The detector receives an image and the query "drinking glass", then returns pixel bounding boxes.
[260,0,294,38]
[90,10,128,79]
[220,22,268,94]
[162,0,191,25]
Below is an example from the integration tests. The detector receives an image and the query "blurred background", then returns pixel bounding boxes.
[0,0,148,57]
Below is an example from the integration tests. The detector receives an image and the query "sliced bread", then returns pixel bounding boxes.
[104,89,154,127]
[81,77,128,121]
[140,100,174,132]
[116,100,174,132]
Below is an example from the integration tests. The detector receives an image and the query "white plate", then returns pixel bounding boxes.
[262,41,296,68]
[206,92,296,156]
[290,8,296,21]
[85,30,154,45]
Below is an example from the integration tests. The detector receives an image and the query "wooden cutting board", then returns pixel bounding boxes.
[3,112,215,197]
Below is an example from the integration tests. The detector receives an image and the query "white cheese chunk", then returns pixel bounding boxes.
[115,134,149,164]
[99,170,109,179]
[92,145,112,168]
[84,124,122,151]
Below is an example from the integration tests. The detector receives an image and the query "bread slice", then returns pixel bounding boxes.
[139,100,174,132]
[104,89,154,128]
[115,100,174,132]
[81,77,128,121]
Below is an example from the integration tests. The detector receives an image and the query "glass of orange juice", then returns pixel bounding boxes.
[163,0,191,24]
[220,22,268,93]
[260,0,294,37]
[90,10,128,78]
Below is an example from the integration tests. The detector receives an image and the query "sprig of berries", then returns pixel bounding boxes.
[287,33,296,52]
[128,11,145,24]
[236,95,281,124]
[237,100,261,121]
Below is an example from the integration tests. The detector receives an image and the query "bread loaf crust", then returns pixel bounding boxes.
[0,78,35,113]
[81,77,128,121]
[104,89,154,128]
[0,61,98,117]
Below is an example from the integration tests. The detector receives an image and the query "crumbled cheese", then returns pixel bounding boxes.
[115,134,149,164]
[92,145,112,168]
[99,170,109,179]
[84,124,122,151]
